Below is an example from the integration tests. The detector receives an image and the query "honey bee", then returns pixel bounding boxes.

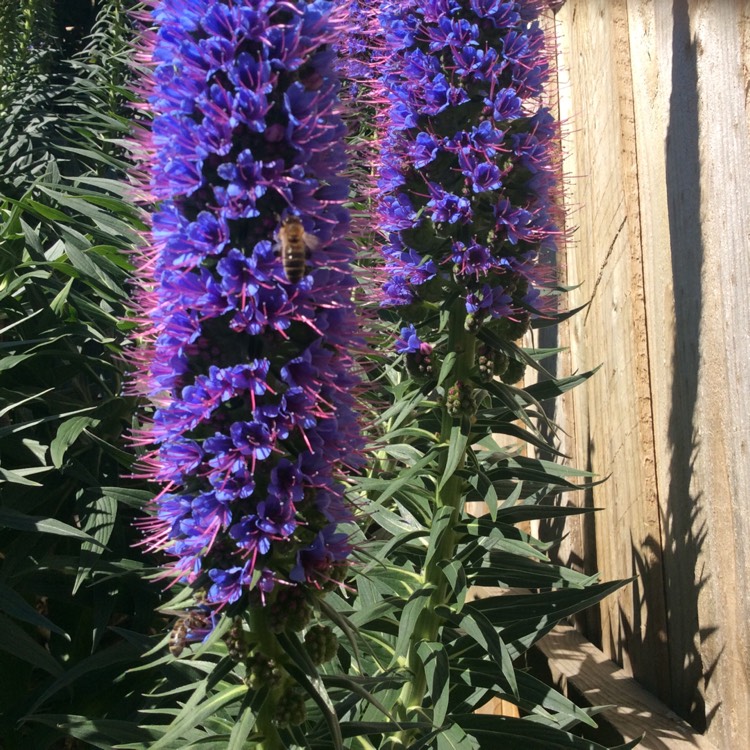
[276,216,319,283]
[168,617,190,657]
[167,609,211,657]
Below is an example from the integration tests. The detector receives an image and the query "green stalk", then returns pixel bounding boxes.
[387,302,475,748]
[248,609,286,750]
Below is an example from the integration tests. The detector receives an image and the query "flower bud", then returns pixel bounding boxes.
[223,617,248,662]
[244,652,284,691]
[501,358,527,385]
[268,586,312,633]
[274,688,307,728]
[304,624,339,665]
[446,381,477,418]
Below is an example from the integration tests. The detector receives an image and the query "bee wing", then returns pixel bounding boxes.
[158,607,187,618]
[302,231,320,250]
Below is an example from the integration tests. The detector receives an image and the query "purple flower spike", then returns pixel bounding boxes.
[130,0,365,622]
[372,0,561,334]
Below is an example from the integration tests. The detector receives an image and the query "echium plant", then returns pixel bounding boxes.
[115,1,635,748]
[130,0,364,651]
[376,0,558,343]
[347,1,636,747]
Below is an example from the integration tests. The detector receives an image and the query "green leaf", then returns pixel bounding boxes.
[524,369,598,401]
[452,714,639,749]
[73,490,118,593]
[530,302,588,329]
[24,715,159,749]
[333,721,429,740]
[227,693,260,750]
[50,277,74,314]
[463,580,632,660]
[0,506,104,545]
[417,641,450,726]
[0,581,67,640]
[493,505,598,525]
[383,443,428,464]
[437,723,480,750]
[50,415,100,468]
[470,551,597,590]
[36,184,137,240]
[20,216,44,258]
[98,485,154,508]
[0,613,64,677]
[23,198,70,222]
[439,424,469,491]
[24,640,140,717]
[469,581,628,627]
[437,351,457,387]
[453,662,596,729]
[369,450,437,508]
[0,309,43,337]
[0,466,50,486]
[377,384,430,432]
[0,405,95,440]
[452,608,517,697]
[439,559,468,613]
[424,506,455,571]
[148,684,248,750]
[466,468,501,520]
[63,242,125,295]
[278,632,344,750]
[359,529,429,579]
[0,351,36,372]
[392,586,436,665]
[322,674,401,723]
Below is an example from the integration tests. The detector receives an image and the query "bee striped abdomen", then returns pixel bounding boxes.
[277,216,319,283]
[281,241,307,283]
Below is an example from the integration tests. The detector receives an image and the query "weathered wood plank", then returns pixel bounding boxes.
[625,0,707,734]
[538,624,720,750]
[659,1,750,744]
[549,0,750,745]
[549,0,670,700]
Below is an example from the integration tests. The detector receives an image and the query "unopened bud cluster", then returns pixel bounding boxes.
[446,382,476,418]
[497,311,533,341]
[267,586,312,633]
[395,325,436,382]
[304,624,338,666]
[274,688,307,728]
[405,349,434,381]
[476,347,495,382]
[244,651,284,691]
[224,617,249,662]
[242,649,306,728]
[501,357,527,385]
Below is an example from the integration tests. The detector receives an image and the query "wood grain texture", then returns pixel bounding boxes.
[550,0,670,699]
[538,625,720,750]
[548,0,750,745]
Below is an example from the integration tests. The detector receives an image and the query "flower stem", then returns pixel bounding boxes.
[255,699,285,750]
[388,302,475,747]
[248,609,285,750]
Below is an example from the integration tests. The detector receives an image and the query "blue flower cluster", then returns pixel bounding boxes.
[133,0,363,615]
[374,0,558,337]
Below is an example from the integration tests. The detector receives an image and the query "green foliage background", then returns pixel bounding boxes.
[0,2,163,746]
[0,2,635,749]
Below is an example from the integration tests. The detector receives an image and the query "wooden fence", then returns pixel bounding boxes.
[535,1,750,747]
